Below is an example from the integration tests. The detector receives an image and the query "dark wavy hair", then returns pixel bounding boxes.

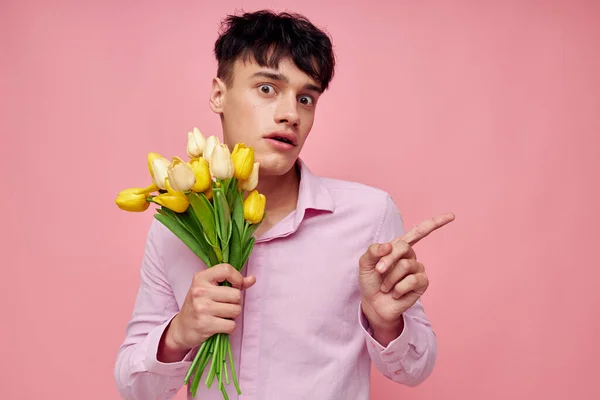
[214,10,336,92]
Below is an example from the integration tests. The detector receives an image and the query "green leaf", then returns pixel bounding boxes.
[241,236,255,267]
[221,241,230,264]
[181,209,219,266]
[228,221,242,270]
[187,192,217,247]
[232,190,244,234]
[220,178,231,196]
[154,214,211,266]
[243,221,261,244]
[202,231,223,264]
[158,206,219,267]
[227,178,238,209]
[213,188,231,242]
[158,207,196,239]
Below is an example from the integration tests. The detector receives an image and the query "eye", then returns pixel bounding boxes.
[298,95,314,106]
[258,84,275,95]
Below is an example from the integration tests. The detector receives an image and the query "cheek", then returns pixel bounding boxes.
[225,96,255,128]
[300,111,315,138]
[235,92,267,119]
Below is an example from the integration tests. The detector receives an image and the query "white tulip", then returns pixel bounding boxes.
[167,157,196,192]
[203,136,220,163]
[151,157,170,190]
[209,144,234,180]
[187,127,206,159]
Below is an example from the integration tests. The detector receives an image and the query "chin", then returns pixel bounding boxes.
[257,153,298,177]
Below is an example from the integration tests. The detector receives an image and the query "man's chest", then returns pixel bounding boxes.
[164,215,373,330]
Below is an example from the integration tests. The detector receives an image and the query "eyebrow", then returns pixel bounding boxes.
[251,71,323,93]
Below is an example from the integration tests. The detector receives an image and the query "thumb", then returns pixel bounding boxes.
[359,242,392,272]
[242,275,257,290]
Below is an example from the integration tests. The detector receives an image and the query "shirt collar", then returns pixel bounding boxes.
[257,158,335,242]
[295,157,336,218]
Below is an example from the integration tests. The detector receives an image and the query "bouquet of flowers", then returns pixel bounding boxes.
[115,128,265,399]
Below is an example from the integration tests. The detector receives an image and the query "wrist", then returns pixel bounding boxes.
[372,318,404,347]
[361,301,405,347]
[157,316,191,363]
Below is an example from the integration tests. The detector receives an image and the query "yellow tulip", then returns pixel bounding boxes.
[153,178,190,212]
[115,188,150,212]
[150,157,170,190]
[239,162,259,191]
[190,157,212,193]
[209,143,234,180]
[231,143,255,180]
[131,183,159,195]
[167,157,196,192]
[203,135,220,163]
[187,127,206,159]
[243,189,266,224]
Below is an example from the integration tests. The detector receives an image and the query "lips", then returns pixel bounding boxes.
[264,132,297,146]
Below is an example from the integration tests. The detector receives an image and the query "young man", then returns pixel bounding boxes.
[114,9,454,400]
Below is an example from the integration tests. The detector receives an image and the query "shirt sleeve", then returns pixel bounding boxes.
[358,193,438,387]
[114,219,195,400]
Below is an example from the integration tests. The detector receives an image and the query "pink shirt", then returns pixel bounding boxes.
[114,159,437,400]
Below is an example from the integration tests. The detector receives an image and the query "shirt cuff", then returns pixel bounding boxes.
[142,314,196,377]
[358,302,412,358]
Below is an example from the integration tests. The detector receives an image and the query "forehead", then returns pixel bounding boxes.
[231,57,321,91]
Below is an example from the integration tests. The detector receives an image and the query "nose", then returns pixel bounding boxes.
[274,95,300,127]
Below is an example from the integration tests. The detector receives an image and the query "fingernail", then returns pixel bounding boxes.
[376,262,385,273]
[380,284,388,293]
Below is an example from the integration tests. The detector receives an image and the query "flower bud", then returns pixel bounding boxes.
[150,157,170,190]
[203,135,220,163]
[209,143,234,180]
[231,143,255,180]
[148,152,167,179]
[239,162,259,191]
[190,157,212,193]
[167,157,196,192]
[115,188,150,212]
[187,127,206,159]
[243,189,266,224]
[153,178,190,212]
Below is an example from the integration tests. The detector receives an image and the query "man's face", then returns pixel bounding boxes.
[209,57,323,177]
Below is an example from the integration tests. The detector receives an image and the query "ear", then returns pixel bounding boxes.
[209,77,227,114]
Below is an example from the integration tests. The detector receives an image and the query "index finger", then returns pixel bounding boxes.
[204,263,244,288]
[401,213,455,246]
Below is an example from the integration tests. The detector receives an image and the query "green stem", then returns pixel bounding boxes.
[191,336,214,397]
[223,356,229,385]
[223,335,229,385]
[195,338,214,382]
[217,334,223,390]
[221,384,230,400]
[184,339,207,384]
[227,338,242,395]
[205,333,221,388]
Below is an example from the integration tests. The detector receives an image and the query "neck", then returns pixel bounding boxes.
[254,162,300,232]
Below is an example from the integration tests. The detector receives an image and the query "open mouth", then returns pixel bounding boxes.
[269,136,294,145]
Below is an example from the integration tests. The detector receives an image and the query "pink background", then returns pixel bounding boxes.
[2,0,599,399]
